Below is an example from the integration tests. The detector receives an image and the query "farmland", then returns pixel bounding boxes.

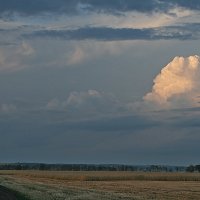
[0,171,200,199]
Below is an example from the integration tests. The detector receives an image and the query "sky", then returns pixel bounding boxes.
[1,0,200,165]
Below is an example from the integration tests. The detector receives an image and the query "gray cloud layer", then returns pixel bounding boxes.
[54,115,157,132]
[25,23,200,41]
[0,0,199,17]
[0,0,168,16]
[1,105,200,164]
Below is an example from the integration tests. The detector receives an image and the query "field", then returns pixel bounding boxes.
[0,170,200,200]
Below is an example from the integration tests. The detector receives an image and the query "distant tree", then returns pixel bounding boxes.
[195,165,200,172]
[38,164,46,170]
[15,164,22,170]
[186,165,195,172]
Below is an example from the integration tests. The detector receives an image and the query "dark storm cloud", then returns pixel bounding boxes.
[0,0,167,16]
[81,0,170,13]
[152,106,200,129]
[82,0,200,12]
[0,109,157,135]
[165,0,200,10]
[83,0,200,12]
[25,23,200,41]
[29,27,154,41]
[1,107,200,164]
[54,115,158,132]
[0,0,199,18]
[0,0,79,16]
[170,115,200,128]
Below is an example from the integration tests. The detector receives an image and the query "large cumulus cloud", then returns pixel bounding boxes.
[144,55,200,109]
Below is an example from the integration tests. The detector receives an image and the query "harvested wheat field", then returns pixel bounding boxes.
[0,171,200,200]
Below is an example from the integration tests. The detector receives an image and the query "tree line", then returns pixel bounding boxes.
[186,165,200,172]
[0,163,187,172]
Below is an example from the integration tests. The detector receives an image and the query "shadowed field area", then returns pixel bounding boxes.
[0,186,18,200]
[0,185,29,200]
[0,171,200,199]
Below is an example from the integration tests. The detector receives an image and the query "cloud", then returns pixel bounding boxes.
[0,0,79,17]
[17,41,34,55]
[46,99,60,110]
[0,104,16,113]
[144,55,200,109]
[0,41,34,72]
[67,47,86,65]
[29,27,154,41]
[46,90,124,116]
[85,0,200,13]
[0,37,128,72]
[1,0,199,18]
[166,0,200,11]
[25,23,200,41]
[0,0,172,18]
[65,43,121,65]
[54,114,158,132]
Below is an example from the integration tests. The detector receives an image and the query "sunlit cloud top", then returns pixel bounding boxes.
[144,55,200,109]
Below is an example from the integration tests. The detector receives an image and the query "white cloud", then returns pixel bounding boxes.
[144,55,200,109]
[65,90,104,107]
